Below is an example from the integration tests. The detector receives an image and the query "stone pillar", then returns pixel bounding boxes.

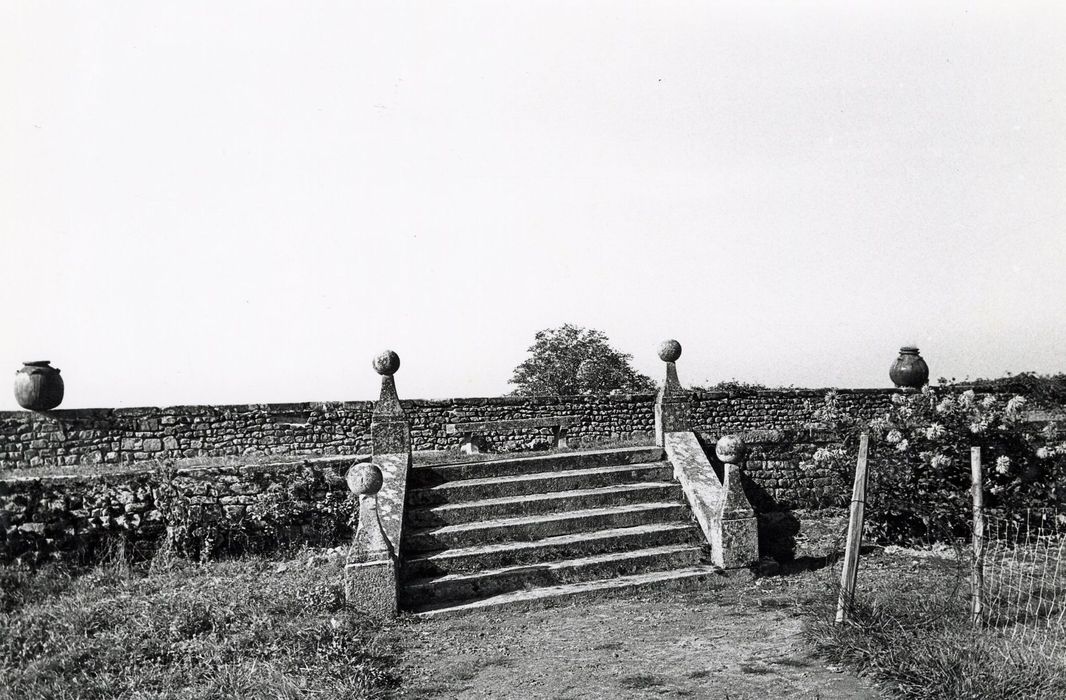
[344,462,397,617]
[714,435,759,568]
[368,350,411,566]
[654,339,689,446]
[370,350,410,455]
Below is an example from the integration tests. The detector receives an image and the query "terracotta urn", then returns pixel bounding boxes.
[889,346,929,389]
[14,361,64,410]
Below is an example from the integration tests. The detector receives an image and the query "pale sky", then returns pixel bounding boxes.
[2,2,1065,409]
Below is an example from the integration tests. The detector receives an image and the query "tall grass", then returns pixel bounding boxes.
[804,554,1066,699]
[0,548,399,699]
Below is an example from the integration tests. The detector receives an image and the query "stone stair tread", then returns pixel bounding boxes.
[404,543,702,588]
[412,445,661,470]
[408,501,687,537]
[405,522,697,563]
[410,461,669,492]
[409,565,723,617]
[413,481,678,515]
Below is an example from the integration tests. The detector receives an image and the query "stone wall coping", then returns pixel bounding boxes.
[0,394,663,420]
[0,453,371,486]
[3,384,1039,421]
[0,400,375,420]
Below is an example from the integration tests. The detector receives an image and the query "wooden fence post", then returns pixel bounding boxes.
[971,446,985,628]
[836,433,870,624]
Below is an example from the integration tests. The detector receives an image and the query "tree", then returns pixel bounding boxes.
[509,325,656,396]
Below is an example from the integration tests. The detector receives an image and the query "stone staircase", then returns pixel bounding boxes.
[400,445,722,617]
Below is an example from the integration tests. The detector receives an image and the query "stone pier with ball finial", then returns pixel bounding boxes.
[365,351,412,580]
[343,460,398,618]
[654,339,758,569]
[343,350,415,616]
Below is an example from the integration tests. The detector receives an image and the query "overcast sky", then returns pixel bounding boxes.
[2,2,1064,409]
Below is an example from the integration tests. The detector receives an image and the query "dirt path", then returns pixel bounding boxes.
[391,580,879,699]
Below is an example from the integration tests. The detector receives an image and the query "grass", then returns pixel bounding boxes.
[10,540,1057,699]
[802,553,1066,700]
[0,549,400,699]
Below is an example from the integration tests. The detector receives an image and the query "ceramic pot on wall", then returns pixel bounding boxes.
[14,361,64,410]
[889,347,928,389]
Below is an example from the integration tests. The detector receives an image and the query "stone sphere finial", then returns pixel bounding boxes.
[346,462,384,496]
[658,339,682,363]
[372,350,400,376]
[715,435,746,465]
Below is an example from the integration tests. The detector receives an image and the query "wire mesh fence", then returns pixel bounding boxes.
[979,509,1066,661]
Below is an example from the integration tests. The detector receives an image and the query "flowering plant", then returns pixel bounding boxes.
[806,385,1066,543]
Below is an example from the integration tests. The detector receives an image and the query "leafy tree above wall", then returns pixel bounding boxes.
[509,325,656,396]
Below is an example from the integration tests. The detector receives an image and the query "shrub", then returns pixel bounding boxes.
[806,386,1066,543]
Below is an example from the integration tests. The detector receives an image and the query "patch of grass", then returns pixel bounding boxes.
[804,556,1066,700]
[0,551,399,699]
[739,662,773,675]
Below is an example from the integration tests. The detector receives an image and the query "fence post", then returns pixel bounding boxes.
[971,446,985,628]
[836,433,869,624]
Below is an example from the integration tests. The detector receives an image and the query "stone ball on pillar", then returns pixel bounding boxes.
[372,350,401,376]
[658,339,682,363]
[346,462,384,496]
[715,435,746,465]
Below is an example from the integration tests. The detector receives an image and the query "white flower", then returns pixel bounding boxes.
[896,439,910,453]
[868,417,890,433]
[936,397,954,414]
[1036,447,1050,460]
[925,423,946,441]
[981,395,997,409]
[970,421,986,435]
[959,390,976,408]
[886,429,902,444]
[931,454,953,469]
[995,456,1011,475]
[990,485,1005,495]
[1005,396,1027,415]
[891,393,907,406]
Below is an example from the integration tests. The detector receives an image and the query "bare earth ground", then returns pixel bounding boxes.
[392,577,880,699]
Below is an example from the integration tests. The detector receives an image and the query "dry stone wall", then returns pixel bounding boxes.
[0,395,656,472]
[0,402,375,470]
[5,386,1050,564]
[689,388,897,511]
[407,394,656,452]
[1,456,361,564]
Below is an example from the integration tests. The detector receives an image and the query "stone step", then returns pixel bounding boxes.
[404,502,691,553]
[408,445,664,488]
[400,544,704,608]
[408,565,728,618]
[403,522,700,577]
[406,461,673,506]
[406,481,684,528]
